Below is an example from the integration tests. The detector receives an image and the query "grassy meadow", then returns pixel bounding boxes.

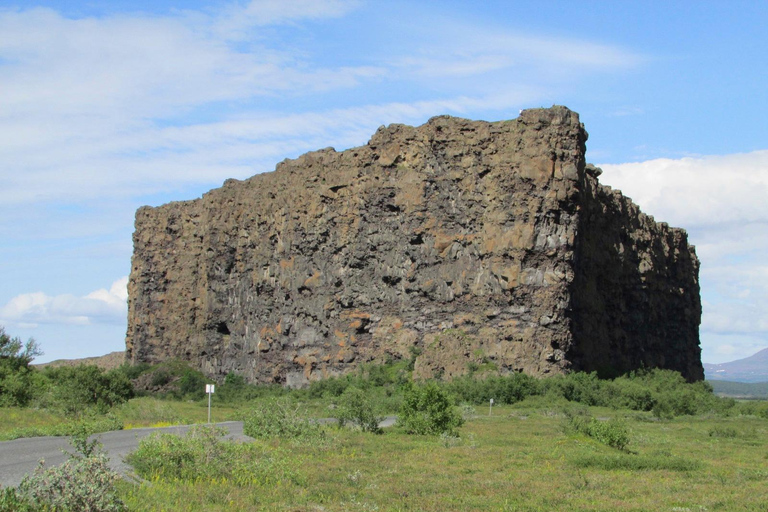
[2,340,768,511]
[116,401,768,512]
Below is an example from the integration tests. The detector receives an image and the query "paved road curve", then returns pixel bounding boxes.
[0,416,397,488]
[0,421,250,488]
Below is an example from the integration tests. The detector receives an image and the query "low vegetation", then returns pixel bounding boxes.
[336,386,383,433]
[240,397,327,445]
[398,381,463,435]
[1,428,126,512]
[125,425,298,487]
[1,324,768,510]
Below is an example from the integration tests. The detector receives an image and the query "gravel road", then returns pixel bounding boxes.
[0,416,397,488]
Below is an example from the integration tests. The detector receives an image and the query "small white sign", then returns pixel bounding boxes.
[206,384,215,394]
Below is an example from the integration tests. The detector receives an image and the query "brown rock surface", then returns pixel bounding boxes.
[126,106,703,385]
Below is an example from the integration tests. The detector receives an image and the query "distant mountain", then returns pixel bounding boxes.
[704,348,768,383]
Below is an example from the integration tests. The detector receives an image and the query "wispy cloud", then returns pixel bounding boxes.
[0,2,643,210]
[0,277,128,327]
[390,23,643,81]
[214,0,359,36]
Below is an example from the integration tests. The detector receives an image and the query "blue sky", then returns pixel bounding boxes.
[0,0,766,365]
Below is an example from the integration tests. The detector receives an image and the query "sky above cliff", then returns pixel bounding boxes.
[1,0,766,365]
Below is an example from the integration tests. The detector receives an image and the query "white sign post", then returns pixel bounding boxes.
[206,384,215,424]
[489,398,494,416]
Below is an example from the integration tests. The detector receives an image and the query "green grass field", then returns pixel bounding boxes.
[116,401,768,511]
[3,364,768,511]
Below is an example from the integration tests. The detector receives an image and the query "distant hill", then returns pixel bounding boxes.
[704,348,768,382]
[33,351,126,371]
[708,380,768,399]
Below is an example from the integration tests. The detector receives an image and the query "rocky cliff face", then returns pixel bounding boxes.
[126,106,703,385]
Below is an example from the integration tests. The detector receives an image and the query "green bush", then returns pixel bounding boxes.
[590,418,631,451]
[112,362,151,380]
[210,372,288,404]
[126,425,297,486]
[542,372,606,406]
[307,361,409,401]
[0,487,36,512]
[150,368,172,387]
[0,327,44,407]
[42,365,133,417]
[13,433,126,512]
[242,397,326,444]
[126,425,225,481]
[399,381,463,436]
[446,372,540,406]
[532,369,734,418]
[128,360,211,400]
[605,378,655,411]
[17,455,126,511]
[735,400,768,419]
[336,386,383,433]
[564,409,631,451]
[708,426,738,438]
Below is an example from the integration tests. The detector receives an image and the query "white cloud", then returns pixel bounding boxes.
[598,151,768,229]
[0,277,128,327]
[0,3,643,211]
[390,27,642,81]
[215,0,359,36]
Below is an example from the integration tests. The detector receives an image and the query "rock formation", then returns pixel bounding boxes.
[126,106,704,385]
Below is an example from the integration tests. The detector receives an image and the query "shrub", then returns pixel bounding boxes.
[177,368,208,399]
[708,426,738,438]
[735,400,768,419]
[15,433,125,512]
[564,410,631,451]
[542,372,605,406]
[210,371,288,403]
[399,381,463,436]
[336,386,383,433]
[308,375,351,398]
[307,361,409,402]
[43,365,133,417]
[125,425,297,486]
[605,378,655,411]
[242,397,326,444]
[126,425,224,481]
[150,368,172,387]
[17,455,126,512]
[590,418,631,451]
[446,372,540,405]
[0,327,44,407]
[0,487,36,512]
[459,403,477,420]
[112,362,151,380]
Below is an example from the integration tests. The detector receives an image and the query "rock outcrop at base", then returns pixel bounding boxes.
[126,106,703,385]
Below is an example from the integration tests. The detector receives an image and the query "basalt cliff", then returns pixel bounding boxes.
[126,106,704,385]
